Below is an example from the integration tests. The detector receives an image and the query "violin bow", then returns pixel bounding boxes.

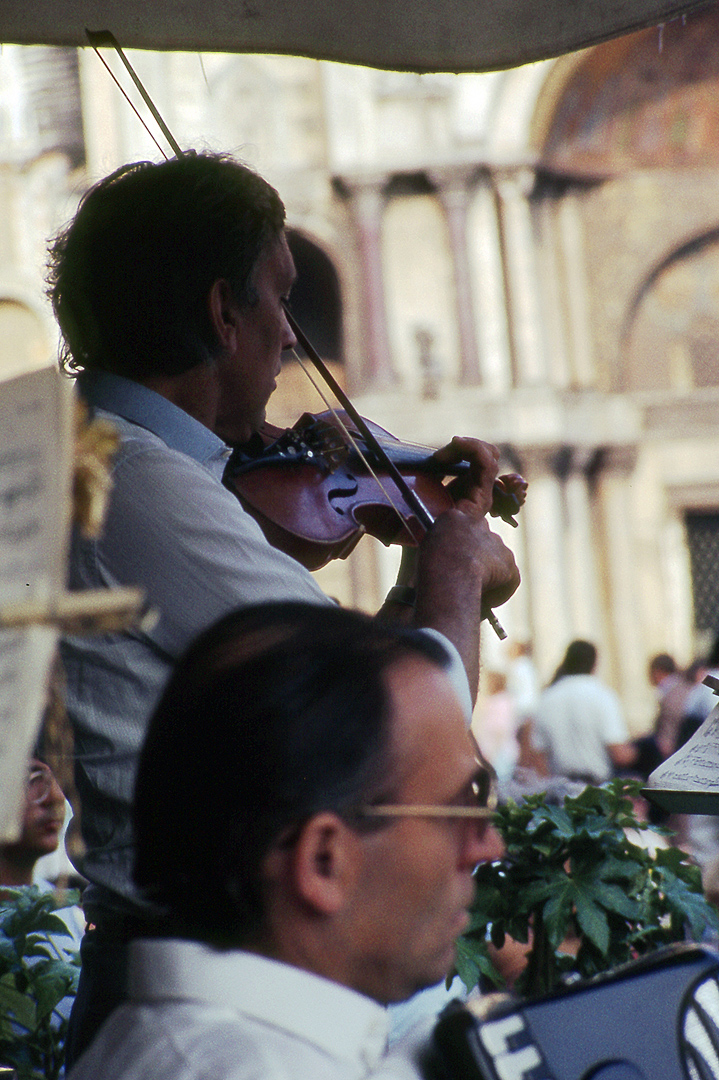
[84,31,507,640]
[85,30,184,158]
[284,309,507,639]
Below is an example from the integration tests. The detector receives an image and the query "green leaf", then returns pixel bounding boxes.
[34,970,73,1021]
[542,884,575,947]
[536,804,575,838]
[453,935,490,992]
[590,880,642,920]
[0,972,36,1031]
[454,782,719,1000]
[573,886,610,955]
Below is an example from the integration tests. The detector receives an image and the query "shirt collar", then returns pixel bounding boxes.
[78,371,228,466]
[130,940,390,1073]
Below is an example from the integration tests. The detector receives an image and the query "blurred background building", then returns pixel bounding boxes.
[2,8,719,730]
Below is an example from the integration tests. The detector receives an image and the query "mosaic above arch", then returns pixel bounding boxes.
[542,8,719,176]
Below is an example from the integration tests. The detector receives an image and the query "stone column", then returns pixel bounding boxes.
[593,445,644,725]
[493,166,547,387]
[469,175,513,395]
[431,170,480,384]
[563,447,606,642]
[342,177,395,388]
[518,446,573,678]
[516,443,615,682]
[557,195,595,389]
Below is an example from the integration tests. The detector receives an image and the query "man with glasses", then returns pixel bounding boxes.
[67,602,502,1080]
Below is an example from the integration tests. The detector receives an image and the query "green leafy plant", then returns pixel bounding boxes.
[454,779,719,999]
[0,886,81,1080]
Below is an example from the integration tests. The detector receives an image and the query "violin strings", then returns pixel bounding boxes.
[289,349,424,547]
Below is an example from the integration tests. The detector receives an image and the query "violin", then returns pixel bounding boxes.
[224,409,524,571]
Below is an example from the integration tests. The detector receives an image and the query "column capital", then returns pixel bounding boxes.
[515,442,637,479]
[492,163,538,201]
[334,172,390,206]
[334,173,394,388]
[426,165,477,203]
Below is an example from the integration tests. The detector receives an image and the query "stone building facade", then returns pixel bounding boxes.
[3,9,719,727]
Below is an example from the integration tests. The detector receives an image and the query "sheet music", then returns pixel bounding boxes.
[0,366,73,840]
[648,708,719,794]
[646,694,719,815]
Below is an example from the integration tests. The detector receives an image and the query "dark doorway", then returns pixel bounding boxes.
[286,231,343,363]
[686,510,719,634]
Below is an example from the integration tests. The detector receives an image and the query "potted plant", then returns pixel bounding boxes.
[0,886,80,1080]
[454,779,719,999]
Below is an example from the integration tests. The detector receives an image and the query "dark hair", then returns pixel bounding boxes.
[550,639,597,684]
[708,632,719,669]
[649,653,677,677]
[47,152,285,379]
[133,602,449,943]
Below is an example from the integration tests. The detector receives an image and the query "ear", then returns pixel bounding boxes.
[208,278,240,351]
[291,812,362,916]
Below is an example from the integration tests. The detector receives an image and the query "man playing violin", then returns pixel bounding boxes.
[47,151,521,1064]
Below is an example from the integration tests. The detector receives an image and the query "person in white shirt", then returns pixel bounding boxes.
[531,639,635,786]
[67,601,503,1080]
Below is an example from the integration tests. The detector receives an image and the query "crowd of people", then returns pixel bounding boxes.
[4,146,719,1078]
[474,633,719,863]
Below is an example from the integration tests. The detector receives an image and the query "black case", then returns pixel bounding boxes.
[431,944,719,1080]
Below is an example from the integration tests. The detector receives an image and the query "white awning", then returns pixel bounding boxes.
[0,0,714,73]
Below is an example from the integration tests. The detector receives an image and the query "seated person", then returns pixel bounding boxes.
[0,759,67,890]
[67,601,502,1079]
[0,757,83,1070]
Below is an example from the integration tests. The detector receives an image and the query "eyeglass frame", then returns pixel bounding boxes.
[27,763,54,804]
[357,745,498,823]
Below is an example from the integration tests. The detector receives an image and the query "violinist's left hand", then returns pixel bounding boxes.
[490,472,528,526]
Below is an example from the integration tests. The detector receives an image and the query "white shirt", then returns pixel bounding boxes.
[531,673,629,783]
[67,940,429,1080]
[64,373,471,916]
[63,373,329,913]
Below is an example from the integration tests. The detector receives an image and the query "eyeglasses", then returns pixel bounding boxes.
[27,764,54,804]
[358,762,498,824]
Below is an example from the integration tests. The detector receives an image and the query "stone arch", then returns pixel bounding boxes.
[622,227,719,392]
[285,229,343,363]
[520,6,719,394]
[268,229,345,425]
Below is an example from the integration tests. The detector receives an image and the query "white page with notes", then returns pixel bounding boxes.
[0,366,73,841]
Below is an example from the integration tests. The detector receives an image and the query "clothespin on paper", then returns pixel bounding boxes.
[0,588,154,636]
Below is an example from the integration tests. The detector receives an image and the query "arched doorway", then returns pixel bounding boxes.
[267,230,345,428]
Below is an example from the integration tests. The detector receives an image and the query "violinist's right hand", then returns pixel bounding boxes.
[413,509,520,703]
[420,509,520,613]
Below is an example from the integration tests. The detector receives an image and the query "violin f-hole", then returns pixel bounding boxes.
[326,472,360,516]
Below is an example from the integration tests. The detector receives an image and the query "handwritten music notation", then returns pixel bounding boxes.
[646,677,719,816]
[0,366,74,840]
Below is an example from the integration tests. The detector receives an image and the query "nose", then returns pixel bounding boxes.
[41,774,66,811]
[280,304,298,353]
[460,821,504,872]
